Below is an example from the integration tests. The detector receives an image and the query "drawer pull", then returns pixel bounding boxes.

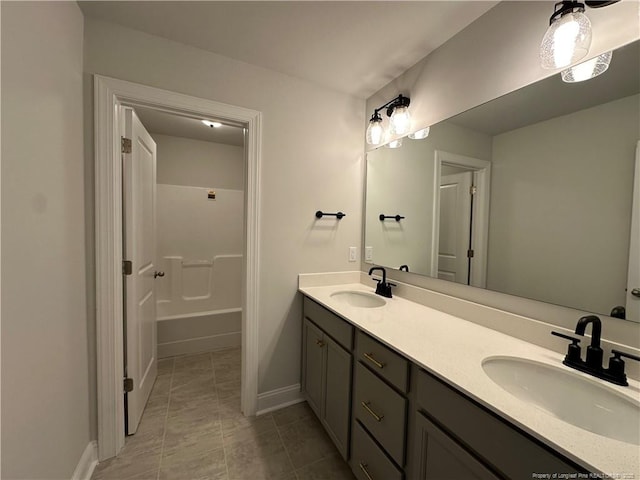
[361,401,384,422]
[363,352,385,369]
[359,463,374,480]
[316,339,325,347]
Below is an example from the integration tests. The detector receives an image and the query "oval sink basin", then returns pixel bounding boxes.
[330,290,386,308]
[482,356,640,445]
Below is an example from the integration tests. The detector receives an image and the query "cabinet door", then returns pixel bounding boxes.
[415,412,500,480]
[323,335,352,459]
[303,319,325,417]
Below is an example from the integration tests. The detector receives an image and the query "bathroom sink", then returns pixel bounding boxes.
[482,356,640,445]
[330,290,386,308]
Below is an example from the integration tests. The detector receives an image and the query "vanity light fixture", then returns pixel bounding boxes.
[408,126,430,140]
[365,94,411,145]
[561,50,612,82]
[201,120,222,128]
[540,1,619,70]
[385,138,403,149]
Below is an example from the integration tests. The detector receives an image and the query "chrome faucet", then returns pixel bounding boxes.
[368,267,395,298]
[552,315,640,386]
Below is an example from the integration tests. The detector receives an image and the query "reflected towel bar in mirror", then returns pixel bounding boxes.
[379,214,405,221]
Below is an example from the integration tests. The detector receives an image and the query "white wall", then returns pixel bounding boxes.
[488,94,639,314]
[366,121,491,274]
[1,2,91,478]
[83,19,364,407]
[154,133,244,189]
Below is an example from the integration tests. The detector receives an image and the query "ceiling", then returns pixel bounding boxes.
[79,1,497,99]
[134,106,245,145]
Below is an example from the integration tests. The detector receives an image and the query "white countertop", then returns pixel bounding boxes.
[299,280,640,476]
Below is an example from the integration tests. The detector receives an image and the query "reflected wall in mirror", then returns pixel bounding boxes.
[365,40,640,321]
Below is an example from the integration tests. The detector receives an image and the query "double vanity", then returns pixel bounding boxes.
[299,272,640,479]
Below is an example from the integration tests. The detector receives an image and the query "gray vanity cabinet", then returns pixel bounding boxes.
[350,330,410,478]
[301,297,354,460]
[411,368,586,480]
[413,411,499,480]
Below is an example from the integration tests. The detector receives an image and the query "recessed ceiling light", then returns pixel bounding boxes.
[201,120,222,128]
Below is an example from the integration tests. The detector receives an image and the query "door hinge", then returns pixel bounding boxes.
[470,185,477,195]
[123,260,133,275]
[121,137,132,154]
[124,377,134,393]
[467,249,475,258]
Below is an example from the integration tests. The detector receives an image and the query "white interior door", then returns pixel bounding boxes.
[626,141,640,321]
[438,172,473,284]
[123,106,158,434]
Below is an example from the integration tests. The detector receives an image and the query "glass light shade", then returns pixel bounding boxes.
[390,105,411,135]
[385,138,403,149]
[540,11,592,69]
[408,127,430,140]
[561,51,612,82]
[366,118,384,145]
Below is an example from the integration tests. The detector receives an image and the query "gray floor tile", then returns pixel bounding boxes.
[278,416,337,469]
[224,430,294,480]
[159,445,228,480]
[93,351,351,480]
[295,453,356,480]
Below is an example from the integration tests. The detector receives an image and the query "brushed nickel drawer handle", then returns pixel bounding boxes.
[316,339,325,347]
[361,401,384,422]
[363,352,385,369]
[359,463,374,480]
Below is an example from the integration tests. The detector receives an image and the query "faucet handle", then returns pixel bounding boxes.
[551,331,582,363]
[606,350,640,387]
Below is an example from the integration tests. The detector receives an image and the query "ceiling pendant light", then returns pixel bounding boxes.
[540,1,592,69]
[366,112,384,145]
[561,50,612,82]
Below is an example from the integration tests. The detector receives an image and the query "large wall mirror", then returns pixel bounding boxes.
[365,40,639,322]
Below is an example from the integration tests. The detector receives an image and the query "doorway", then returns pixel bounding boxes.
[94,75,262,461]
[430,150,491,288]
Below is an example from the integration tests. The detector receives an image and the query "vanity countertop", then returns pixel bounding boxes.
[298,279,640,476]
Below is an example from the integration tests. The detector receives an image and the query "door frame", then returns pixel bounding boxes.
[94,75,262,460]
[431,150,491,288]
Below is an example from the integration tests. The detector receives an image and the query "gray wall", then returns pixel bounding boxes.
[365,121,491,274]
[83,17,365,423]
[154,134,244,190]
[488,94,639,314]
[1,2,91,478]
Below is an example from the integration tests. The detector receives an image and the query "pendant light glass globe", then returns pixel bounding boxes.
[366,115,384,145]
[390,105,411,136]
[385,138,403,149]
[540,10,592,69]
[561,50,612,82]
[408,127,430,140]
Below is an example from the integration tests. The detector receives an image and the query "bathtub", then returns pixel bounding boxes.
[156,254,242,358]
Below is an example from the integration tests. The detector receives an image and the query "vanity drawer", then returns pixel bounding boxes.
[351,421,403,480]
[303,296,353,350]
[357,330,409,393]
[354,362,407,466]
[416,369,585,478]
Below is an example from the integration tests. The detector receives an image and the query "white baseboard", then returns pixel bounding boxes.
[158,331,241,358]
[256,383,305,416]
[72,441,98,480]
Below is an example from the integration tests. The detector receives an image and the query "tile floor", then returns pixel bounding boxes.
[92,347,355,480]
